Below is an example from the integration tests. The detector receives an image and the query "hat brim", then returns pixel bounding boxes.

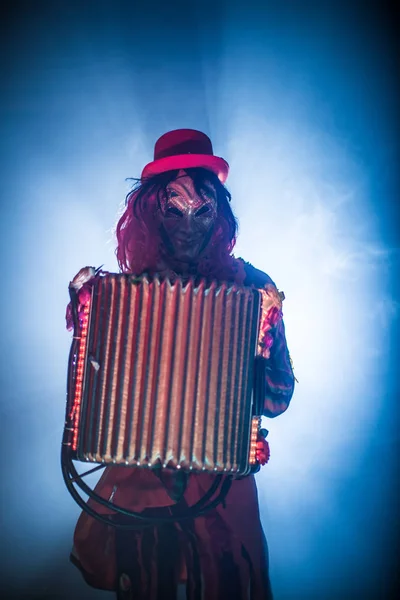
[141,154,229,183]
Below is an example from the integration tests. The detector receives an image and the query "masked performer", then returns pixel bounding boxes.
[68,129,295,600]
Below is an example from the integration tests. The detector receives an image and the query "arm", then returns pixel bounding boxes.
[240,259,295,418]
[254,318,294,467]
[263,318,295,417]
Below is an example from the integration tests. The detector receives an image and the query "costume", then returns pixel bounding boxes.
[67,130,295,600]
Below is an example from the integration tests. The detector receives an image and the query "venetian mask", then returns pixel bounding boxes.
[158,171,217,264]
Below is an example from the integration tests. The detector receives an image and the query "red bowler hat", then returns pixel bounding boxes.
[141,129,229,183]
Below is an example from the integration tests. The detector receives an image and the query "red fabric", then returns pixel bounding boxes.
[72,467,272,598]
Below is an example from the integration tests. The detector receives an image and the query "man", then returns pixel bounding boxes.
[69,129,295,599]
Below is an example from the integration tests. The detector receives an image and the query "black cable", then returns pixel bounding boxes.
[65,461,231,526]
[62,448,232,527]
[67,452,222,517]
[70,463,106,482]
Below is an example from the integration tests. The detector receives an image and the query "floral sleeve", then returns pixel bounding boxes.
[263,318,295,417]
[241,259,295,418]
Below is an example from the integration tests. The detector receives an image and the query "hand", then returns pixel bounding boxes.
[255,430,270,466]
[70,266,97,290]
[66,266,98,331]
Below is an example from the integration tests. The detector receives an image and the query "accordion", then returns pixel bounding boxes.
[64,272,282,476]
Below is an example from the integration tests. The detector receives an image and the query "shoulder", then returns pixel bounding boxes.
[239,258,276,288]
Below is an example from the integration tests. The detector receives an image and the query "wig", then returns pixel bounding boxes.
[115,168,246,284]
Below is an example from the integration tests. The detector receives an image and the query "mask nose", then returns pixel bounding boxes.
[180,210,197,236]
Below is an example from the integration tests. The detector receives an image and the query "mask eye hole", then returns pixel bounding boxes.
[195,205,211,217]
[166,206,183,217]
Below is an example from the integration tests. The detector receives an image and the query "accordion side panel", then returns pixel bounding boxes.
[97,277,113,461]
[107,277,128,462]
[88,276,107,461]
[80,276,107,462]
[232,291,250,472]
[229,290,243,471]
[225,287,242,471]
[234,292,248,472]
[77,279,99,460]
[88,277,105,461]
[88,281,104,457]
[240,292,256,470]
[222,285,245,473]
[237,290,260,473]
[85,276,113,462]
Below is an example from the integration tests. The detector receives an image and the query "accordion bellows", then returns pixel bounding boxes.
[69,273,263,475]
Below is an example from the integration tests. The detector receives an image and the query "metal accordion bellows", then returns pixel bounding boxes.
[66,273,264,476]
